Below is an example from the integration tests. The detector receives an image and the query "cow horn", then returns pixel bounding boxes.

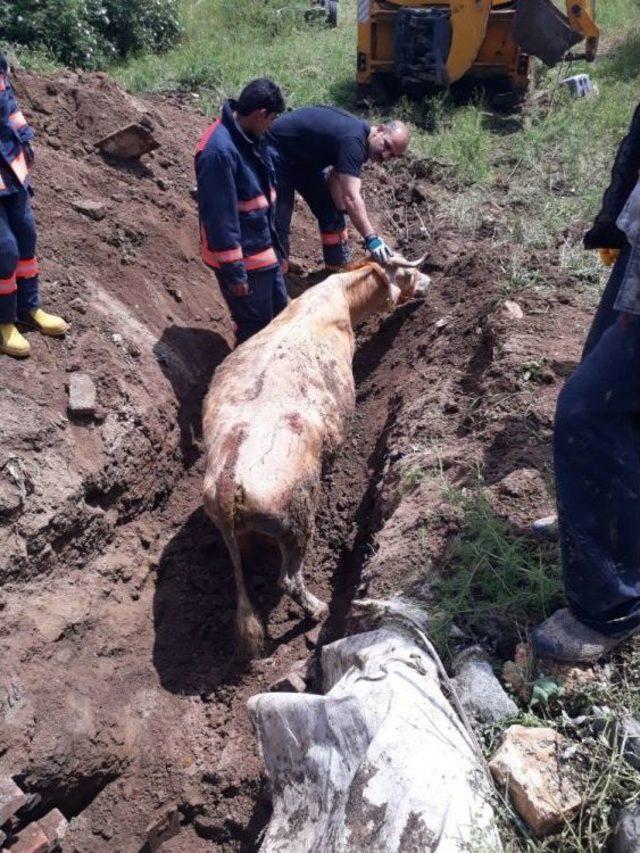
[386,252,428,269]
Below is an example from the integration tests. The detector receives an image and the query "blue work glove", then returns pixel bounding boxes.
[364,234,393,264]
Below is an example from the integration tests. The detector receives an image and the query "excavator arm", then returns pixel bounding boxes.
[514,0,599,66]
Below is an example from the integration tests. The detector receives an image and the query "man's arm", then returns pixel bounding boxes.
[333,172,375,239]
[330,171,393,262]
[196,151,249,296]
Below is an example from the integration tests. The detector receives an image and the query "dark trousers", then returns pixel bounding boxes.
[216,265,288,344]
[0,189,39,324]
[269,146,349,268]
[555,243,640,635]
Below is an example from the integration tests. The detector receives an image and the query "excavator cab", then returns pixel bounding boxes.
[356,0,599,99]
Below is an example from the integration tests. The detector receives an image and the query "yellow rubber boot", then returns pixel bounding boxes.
[23,308,70,337]
[0,323,31,358]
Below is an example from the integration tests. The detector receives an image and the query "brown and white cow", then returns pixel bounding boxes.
[202,258,430,657]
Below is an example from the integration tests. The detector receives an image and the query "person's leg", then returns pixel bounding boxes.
[269,146,295,265]
[294,170,349,268]
[534,312,640,660]
[7,190,68,335]
[216,267,281,344]
[0,196,30,357]
[271,264,289,318]
[0,198,19,324]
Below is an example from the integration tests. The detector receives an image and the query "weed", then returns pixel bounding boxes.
[428,491,563,655]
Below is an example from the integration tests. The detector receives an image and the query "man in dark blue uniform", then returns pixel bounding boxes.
[0,52,69,358]
[267,106,409,270]
[195,79,286,344]
[532,102,640,662]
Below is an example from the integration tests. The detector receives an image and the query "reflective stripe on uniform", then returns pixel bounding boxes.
[237,194,269,212]
[16,257,40,279]
[9,110,27,131]
[270,188,277,203]
[9,150,28,185]
[244,247,278,270]
[195,118,221,156]
[320,228,349,246]
[200,225,243,268]
[0,273,17,295]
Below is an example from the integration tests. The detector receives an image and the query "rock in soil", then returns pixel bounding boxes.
[269,659,308,693]
[451,646,518,724]
[612,716,640,771]
[67,372,97,416]
[0,776,28,823]
[489,725,582,837]
[71,199,108,221]
[615,806,640,853]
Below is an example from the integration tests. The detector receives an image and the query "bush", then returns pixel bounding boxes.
[0,0,181,69]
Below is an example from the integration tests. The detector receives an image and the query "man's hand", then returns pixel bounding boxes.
[364,234,393,264]
[598,248,620,267]
[229,281,249,297]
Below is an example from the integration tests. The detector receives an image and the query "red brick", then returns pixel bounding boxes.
[0,777,28,825]
[9,823,48,853]
[38,808,69,848]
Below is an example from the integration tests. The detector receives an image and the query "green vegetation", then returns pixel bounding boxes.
[114,0,356,105]
[0,0,181,68]
[428,492,563,654]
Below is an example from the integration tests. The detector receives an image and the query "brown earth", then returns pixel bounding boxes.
[0,69,595,851]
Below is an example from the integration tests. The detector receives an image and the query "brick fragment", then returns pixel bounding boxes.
[38,808,69,848]
[0,776,28,825]
[489,725,582,837]
[9,823,48,853]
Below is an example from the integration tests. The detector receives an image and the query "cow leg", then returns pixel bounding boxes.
[222,528,265,658]
[278,540,328,623]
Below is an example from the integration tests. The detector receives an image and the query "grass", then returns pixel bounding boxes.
[114,0,356,107]
[428,491,563,654]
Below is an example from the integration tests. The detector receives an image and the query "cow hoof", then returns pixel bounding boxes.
[235,611,265,659]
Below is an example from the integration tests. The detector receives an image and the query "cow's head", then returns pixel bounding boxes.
[384,254,431,306]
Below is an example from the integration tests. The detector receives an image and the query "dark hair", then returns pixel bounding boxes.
[236,78,285,117]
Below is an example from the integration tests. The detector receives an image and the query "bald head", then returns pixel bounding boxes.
[368,120,410,163]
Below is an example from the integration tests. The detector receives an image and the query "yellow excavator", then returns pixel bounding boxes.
[356,0,599,98]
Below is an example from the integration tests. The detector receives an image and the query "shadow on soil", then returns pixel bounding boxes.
[152,507,309,695]
[154,325,230,469]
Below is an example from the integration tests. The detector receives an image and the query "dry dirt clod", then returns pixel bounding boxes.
[269,659,308,693]
[71,199,107,222]
[502,300,524,321]
[95,123,160,159]
[146,804,181,851]
[489,725,583,837]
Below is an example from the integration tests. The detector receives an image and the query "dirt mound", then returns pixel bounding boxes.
[1,71,595,850]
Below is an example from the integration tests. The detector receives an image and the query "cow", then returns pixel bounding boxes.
[202,258,430,657]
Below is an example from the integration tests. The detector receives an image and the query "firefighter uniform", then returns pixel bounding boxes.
[267,106,371,268]
[195,100,287,344]
[0,56,38,322]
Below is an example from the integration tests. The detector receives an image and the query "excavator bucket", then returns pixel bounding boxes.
[514,0,583,67]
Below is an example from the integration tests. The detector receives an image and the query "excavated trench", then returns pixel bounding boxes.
[2,281,436,852]
[0,69,593,852]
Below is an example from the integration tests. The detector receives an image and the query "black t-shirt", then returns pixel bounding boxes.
[268,106,371,177]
